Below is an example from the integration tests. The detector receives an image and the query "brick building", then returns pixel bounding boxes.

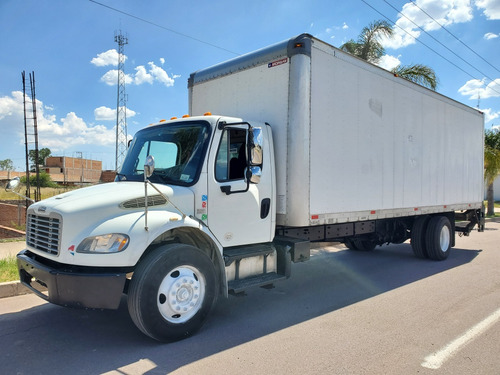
[44,156,102,184]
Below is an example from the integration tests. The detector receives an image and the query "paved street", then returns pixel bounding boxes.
[1,222,499,375]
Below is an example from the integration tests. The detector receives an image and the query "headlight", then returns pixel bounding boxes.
[77,234,130,254]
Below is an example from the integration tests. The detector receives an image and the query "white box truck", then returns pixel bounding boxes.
[16,34,484,342]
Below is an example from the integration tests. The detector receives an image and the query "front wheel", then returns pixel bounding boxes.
[128,244,218,342]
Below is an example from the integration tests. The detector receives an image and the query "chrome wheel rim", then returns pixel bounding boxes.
[157,265,205,323]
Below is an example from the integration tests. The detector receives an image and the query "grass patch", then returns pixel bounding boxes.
[0,256,18,283]
[0,186,79,201]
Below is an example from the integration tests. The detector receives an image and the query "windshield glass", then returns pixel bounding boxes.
[118,121,211,186]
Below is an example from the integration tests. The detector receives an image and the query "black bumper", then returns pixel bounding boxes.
[17,250,127,310]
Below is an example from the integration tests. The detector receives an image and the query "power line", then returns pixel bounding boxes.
[383,0,498,85]
[360,0,500,98]
[88,0,240,56]
[409,0,500,75]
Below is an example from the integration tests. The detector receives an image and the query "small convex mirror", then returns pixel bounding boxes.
[144,155,155,178]
[249,127,263,166]
[5,177,20,192]
[248,166,262,184]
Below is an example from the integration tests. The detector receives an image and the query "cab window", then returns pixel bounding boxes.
[215,128,247,181]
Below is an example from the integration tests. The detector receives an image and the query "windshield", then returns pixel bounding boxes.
[117,121,211,186]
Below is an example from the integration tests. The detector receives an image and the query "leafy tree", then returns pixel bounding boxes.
[20,171,58,188]
[391,64,438,91]
[340,20,393,64]
[484,128,500,216]
[28,148,51,171]
[0,159,14,171]
[340,20,438,90]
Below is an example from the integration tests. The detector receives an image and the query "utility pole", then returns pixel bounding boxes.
[22,71,41,203]
[115,30,128,172]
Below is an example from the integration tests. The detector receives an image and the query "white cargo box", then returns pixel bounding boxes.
[189,34,484,227]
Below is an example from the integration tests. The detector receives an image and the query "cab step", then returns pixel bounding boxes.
[228,272,286,294]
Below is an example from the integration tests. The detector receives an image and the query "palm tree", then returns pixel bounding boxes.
[484,129,500,216]
[391,64,438,90]
[340,20,393,64]
[340,20,438,90]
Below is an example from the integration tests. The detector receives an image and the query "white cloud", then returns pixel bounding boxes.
[381,0,473,49]
[476,0,500,20]
[482,108,500,122]
[148,62,176,87]
[97,60,178,87]
[0,91,117,152]
[159,58,165,65]
[458,78,500,99]
[134,65,153,85]
[91,49,126,67]
[100,69,133,86]
[376,54,402,71]
[484,32,499,39]
[342,22,349,30]
[0,91,24,120]
[94,106,137,121]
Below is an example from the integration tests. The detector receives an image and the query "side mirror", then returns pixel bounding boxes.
[249,127,263,166]
[247,166,262,184]
[144,155,155,178]
[5,177,20,192]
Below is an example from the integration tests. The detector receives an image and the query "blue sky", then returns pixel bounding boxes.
[1,0,499,171]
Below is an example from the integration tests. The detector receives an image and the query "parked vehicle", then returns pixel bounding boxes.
[17,34,484,342]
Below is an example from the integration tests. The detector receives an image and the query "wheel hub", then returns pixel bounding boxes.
[157,266,205,323]
[439,225,450,252]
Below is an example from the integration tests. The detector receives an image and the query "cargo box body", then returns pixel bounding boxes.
[189,34,484,227]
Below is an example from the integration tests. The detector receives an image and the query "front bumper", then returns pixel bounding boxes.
[17,250,127,310]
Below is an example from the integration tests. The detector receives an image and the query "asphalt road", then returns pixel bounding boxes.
[1,222,499,375]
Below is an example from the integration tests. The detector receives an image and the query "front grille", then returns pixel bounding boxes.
[26,214,61,255]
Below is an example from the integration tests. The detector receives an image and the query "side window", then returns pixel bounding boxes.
[215,128,247,181]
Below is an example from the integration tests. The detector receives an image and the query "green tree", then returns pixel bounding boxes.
[340,20,438,90]
[484,128,500,216]
[0,159,14,171]
[20,171,58,188]
[391,64,438,91]
[340,20,393,64]
[28,147,51,171]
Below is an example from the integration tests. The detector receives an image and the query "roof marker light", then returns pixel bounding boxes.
[182,114,190,118]
[170,117,177,120]
[159,119,166,122]
[204,112,212,116]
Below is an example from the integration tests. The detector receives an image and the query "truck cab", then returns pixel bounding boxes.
[17,114,290,342]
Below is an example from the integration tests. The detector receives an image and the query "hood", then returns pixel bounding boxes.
[29,181,194,218]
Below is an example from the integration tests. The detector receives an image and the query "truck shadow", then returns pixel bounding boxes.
[0,243,481,374]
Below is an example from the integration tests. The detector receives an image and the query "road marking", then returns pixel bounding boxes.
[421,307,500,370]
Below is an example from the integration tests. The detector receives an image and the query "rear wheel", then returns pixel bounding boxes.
[425,216,452,261]
[411,216,430,259]
[128,243,217,342]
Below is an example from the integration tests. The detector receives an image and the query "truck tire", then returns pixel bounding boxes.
[411,216,429,259]
[127,243,218,342]
[425,216,452,261]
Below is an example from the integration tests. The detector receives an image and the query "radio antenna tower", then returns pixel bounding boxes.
[115,30,128,172]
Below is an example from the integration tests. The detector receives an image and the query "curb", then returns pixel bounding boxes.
[0,281,31,299]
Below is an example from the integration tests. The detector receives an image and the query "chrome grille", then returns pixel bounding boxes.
[27,214,61,255]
